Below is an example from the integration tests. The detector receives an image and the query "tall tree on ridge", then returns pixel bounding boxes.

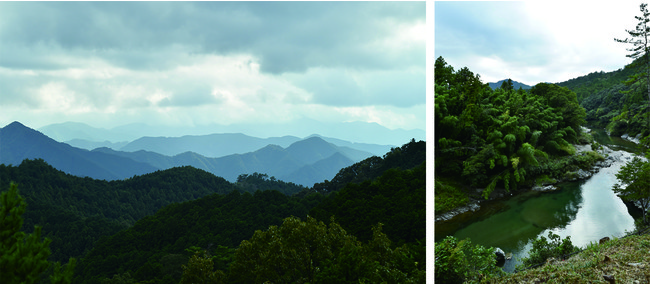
[615,3,650,141]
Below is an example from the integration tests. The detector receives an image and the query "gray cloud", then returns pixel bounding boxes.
[0,2,424,74]
[0,2,425,133]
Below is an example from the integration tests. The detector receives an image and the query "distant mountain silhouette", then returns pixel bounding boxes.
[38,119,425,146]
[0,122,159,180]
[65,139,129,151]
[119,133,302,157]
[281,152,354,186]
[16,120,377,185]
[488,79,532,90]
[41,122,395,158]
[93,136,369,186]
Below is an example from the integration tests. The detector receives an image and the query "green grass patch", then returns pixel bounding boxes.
[434,177,469,214]
[534,174,557,186]
[488,233,650,283]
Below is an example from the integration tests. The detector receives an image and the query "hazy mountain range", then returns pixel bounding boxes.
[38,120,425,147]
[1,121,395,186]
[488,79,533,90]
[0,122,157,181]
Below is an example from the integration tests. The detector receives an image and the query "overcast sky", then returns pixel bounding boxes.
[0,1,425,135]
[435,1,642,86]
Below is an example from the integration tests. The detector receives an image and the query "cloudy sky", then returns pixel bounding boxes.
[0,2,425,137]
[435,1,642,86]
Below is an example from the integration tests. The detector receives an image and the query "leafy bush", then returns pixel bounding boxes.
[520,231,579,268]
[434,236,503,283]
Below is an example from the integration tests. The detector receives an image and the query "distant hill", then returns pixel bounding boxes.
[0,121,159,180]
[65,139,129,151]
[4,121,375,186]
[38,119,425,147]
[119,133,302,158]
[488,79,532,90]
[94,136,372,186]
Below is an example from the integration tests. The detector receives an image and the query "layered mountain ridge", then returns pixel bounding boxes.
[1,121,380,186]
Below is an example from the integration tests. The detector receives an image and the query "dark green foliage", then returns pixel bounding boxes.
[309,139,425,195]
[557,68,637,103]
[520,231,579,268]
[613,153,650,224]
[0,159,237,263]
[74,190,322,284]
[560,63,650,139]
[180,251,225,284]
[227,216,424,284]
[434,178,469,214]
[0,183,76,284]
[435,56,587,199]
[236,172,307,196]
[310,162,425,248]
[434,236,503,283]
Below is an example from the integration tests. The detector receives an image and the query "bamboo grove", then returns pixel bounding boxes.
[435,57,587,200]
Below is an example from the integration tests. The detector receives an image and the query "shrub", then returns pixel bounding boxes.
[520,231,579,268]
[435,236,503,283]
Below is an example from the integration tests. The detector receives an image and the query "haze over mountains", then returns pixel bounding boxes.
[1,121,400,186]
[38,120,425,147]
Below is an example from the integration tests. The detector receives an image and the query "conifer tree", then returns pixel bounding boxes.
[616,3,650,139]
[0,183,75,284]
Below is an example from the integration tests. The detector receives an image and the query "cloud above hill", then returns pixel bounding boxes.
[0,2,425,132]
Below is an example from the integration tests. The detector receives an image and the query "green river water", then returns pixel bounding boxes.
[435,128,644,272]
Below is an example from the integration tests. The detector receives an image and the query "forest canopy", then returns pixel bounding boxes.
[435,56,587,199]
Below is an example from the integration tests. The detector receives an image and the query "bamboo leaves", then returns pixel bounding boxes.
[435,56,586,199]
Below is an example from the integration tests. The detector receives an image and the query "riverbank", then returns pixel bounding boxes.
[435,142,616,223]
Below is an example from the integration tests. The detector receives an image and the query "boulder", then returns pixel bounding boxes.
[494,247,505,262]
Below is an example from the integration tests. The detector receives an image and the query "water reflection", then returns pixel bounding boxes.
[435,127,639,272]
[448,182,584,271]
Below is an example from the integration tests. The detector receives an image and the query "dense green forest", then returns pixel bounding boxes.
[434,56,613,213]
[556,57,650,139]
[75,190,323,283]
[0,139,425,283]
[309,139,425,195]
[0,159,310,264]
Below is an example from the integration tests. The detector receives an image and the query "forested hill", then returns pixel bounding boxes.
[556,57,650,140]
[306,138,425,195]
[0,159,306,263]
[73,149,425,283]
[74,190,322,283]
[556,67,636,103]
[435,56,594,210]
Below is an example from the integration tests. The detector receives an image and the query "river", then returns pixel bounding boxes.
[435,128,644,272]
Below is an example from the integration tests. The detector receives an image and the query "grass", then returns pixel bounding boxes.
[485,233,650,283]
[434,177,469,214]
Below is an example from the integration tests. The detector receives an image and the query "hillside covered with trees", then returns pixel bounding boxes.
[556,56,650,140]
[0,138,425,283]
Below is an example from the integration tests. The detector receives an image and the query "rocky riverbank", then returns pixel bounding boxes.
[435,143,623,223]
